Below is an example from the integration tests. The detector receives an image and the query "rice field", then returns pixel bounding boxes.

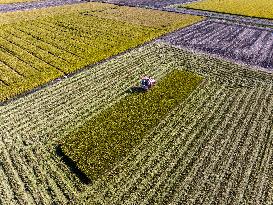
[0,2,202,102]
[1,0,273,204]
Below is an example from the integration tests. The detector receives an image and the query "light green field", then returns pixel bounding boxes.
[1,42,273,204]
[0,0,37,4]
[0,2,203,102]
[181,0,273,19]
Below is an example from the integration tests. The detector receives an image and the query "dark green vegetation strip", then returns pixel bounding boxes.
[61,70,203,179]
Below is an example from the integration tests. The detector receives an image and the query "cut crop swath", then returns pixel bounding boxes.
[60,69,203,179]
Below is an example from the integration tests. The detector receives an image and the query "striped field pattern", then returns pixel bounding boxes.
[85,79,273,205]
[162,19,273,72]
[1,43,273,204]
[0,2,202,102]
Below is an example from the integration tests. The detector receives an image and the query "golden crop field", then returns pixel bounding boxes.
[0,2,203,102]
[182,0,273,19]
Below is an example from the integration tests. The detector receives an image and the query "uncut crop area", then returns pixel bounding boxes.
[162,19,273,72]
[0,1,202,102]
[1,42,273,204]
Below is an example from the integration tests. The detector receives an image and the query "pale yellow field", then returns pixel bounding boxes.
[182,0,273,19]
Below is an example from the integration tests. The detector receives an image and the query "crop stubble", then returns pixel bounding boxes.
[1,43,273,204]
[161,19,273,72]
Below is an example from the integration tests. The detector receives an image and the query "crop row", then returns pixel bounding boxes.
[1,43,273,204]
[84,79,273,204]
[0,2,201,101]
[0,141,83,205]
[161,19,273,72]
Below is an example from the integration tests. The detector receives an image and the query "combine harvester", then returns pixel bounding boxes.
[140,76,156,91]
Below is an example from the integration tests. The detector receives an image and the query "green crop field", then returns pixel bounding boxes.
[0,2,203,102]
[1,42,273,204]
[181,0,273,19]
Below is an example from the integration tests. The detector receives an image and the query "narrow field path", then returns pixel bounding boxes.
[88,0,199,9]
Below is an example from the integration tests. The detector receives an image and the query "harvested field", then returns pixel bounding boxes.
[161,19,273,72]
[85,79,273,205]
[182,0,273,19]
[0,2,202,102]
[1,42,273,204]
[92,0,200,8]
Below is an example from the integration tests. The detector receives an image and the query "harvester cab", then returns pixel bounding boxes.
[140,76,156,91]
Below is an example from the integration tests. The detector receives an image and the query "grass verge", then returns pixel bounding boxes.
[60,70,203,179]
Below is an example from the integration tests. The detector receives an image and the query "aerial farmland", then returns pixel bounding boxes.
[0,0,273,204]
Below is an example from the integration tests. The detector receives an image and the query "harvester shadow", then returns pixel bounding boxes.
[125,86,146,94]
[56,145,91,185]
